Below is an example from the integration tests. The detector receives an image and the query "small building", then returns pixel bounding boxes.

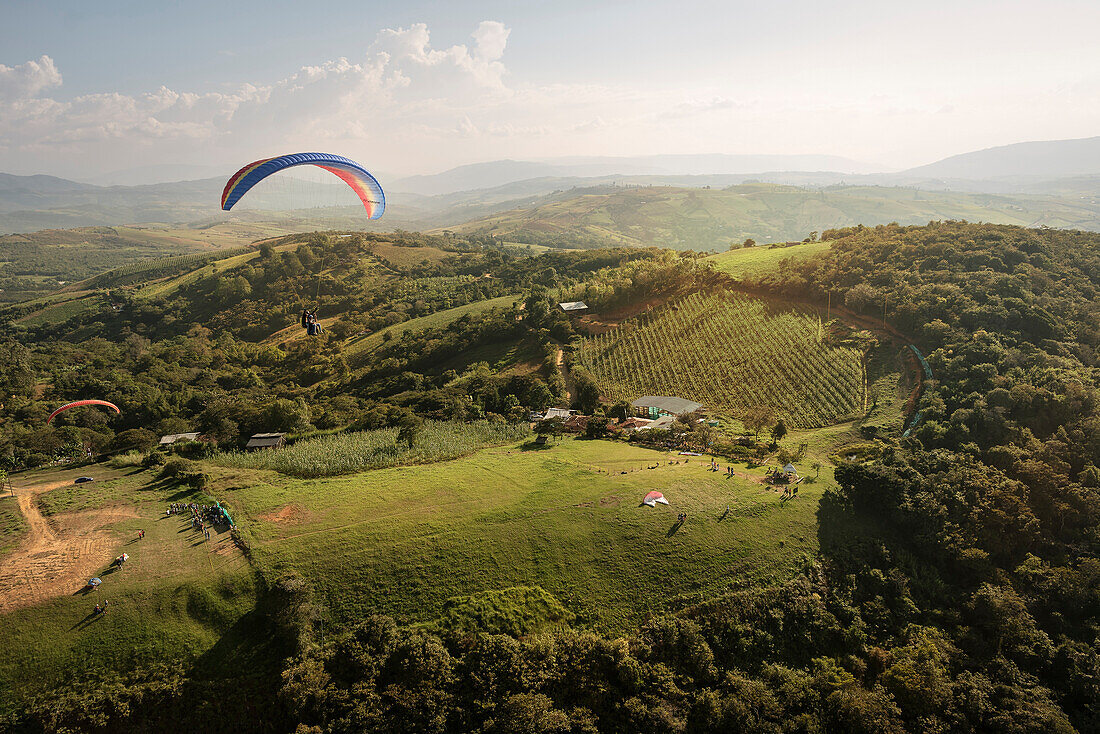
[246,432,287,450]
[617,417,654,432]
[631,396,704,418]
[158,433,199,444]
[543,407,574,421]
[562,414,589,433]
[558,301,589,314]
[636,415,678,431]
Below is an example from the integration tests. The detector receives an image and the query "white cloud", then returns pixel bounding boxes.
[3,16,1096,177]
[0,55,62,101]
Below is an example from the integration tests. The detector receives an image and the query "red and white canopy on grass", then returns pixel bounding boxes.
[643,491,669,507]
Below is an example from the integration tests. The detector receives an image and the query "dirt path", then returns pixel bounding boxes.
[553,341,577,406]
[0,480,135,614]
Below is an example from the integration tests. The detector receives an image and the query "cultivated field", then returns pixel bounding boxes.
[575,291,866,428]
[213,420,530,478]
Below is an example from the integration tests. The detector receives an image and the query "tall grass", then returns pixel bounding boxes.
[213,420,530,478]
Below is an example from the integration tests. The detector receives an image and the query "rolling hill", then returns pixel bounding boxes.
[902,135,1100,179]
[441,182,1100,250]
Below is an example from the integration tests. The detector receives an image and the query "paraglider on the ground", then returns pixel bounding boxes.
[46,399,121,425]
[220,152,386,219]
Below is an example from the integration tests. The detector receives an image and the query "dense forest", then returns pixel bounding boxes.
[6,222,1100,732]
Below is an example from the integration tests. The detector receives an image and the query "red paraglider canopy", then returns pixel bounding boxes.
[47,400,121,425]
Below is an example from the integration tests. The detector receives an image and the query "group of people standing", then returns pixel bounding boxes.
[167,501,219,540]
[707,459,736,477]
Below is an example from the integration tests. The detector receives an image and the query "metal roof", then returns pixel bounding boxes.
[558,301,589,312]
[246,432,287,448]
[159,432,199,445]
[631,396,703,415]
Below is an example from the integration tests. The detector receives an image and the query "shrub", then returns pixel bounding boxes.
[159,456,194,479]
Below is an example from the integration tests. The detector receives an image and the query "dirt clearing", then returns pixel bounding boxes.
[0,480,136,614]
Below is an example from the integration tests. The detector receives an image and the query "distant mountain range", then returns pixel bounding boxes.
[390,154,882,195]
[438,183,1100,250]
[902,136,1100,180]
[1,136,1099,234]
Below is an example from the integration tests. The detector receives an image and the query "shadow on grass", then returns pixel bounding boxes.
[190,604,293,682]
[70,610,104,631]
[667,521,683,538]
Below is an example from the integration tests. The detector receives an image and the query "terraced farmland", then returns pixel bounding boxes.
[576,291,866,428]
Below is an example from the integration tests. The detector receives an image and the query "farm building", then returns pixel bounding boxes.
[558,301,588,314]
[562,414,590,433]
[616,417,654,432]
[631,396,703,418]
[159,432,200,446]
[246,432,287,450]
[636,415,678,431]
[543,407,574,420]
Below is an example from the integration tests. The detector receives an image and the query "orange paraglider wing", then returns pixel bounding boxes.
[46,399,121,425]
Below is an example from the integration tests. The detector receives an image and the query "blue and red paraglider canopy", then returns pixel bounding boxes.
[221,152,386,219]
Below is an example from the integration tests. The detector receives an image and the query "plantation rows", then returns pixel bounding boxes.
[213,420,529,478]
[82,247,254,289]
[576,291,866,428]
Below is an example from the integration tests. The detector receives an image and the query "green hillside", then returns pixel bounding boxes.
[0,222,295,301]
[707,239,831,277]
[4,223,1100,732]
[442,182,1100,250]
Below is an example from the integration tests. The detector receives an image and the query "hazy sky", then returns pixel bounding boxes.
[2,0,1098,179]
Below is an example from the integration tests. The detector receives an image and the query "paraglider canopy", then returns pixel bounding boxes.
[221,152,385,219]
[47,400,121,425]
[643,491,669,507]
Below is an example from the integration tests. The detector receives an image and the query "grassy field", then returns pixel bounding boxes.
[0,412,884,706]
[226,437,827,633]
[14,293,103,327]
[576,291,866,428]
[370,240,453,267]
[0,465,260,709]
[0,495,27,555]
[708,240,831,278]
[344,294,520,354]
[434,338,544,376]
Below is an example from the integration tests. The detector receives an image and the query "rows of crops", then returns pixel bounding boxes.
[213,420,530,477]
[575,291,866,428]
[81,247,253,289]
